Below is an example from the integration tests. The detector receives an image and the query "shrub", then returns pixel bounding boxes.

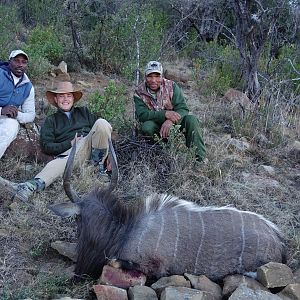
[86,3,168,79]
[88,80,126,124]
[0,5,22,60]
[193,42,242,95]
[26,53,51,79]
[25,25,64,64]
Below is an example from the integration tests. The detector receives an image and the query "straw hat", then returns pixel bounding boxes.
[46,81,82,107]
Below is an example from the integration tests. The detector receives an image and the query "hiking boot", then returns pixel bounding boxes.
[14,181,37,202]
[91,148,107,166]
[0,177,37,202]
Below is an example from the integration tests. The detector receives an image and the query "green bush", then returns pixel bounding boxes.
[25,25,64,63]
[193,42,242,95]
[0,5,22,60]
[86,3,168,79]
[26,53,51,79]
[88,80,126,123]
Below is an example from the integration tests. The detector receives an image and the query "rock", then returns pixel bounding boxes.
[164,69,189,83]
[257,262,294,288]
[258,165,275,176]
[13,269,34,286]
[128,285,158,300]
[6,123,53,163]
[228,284,281,299]
[51,241,77,262]
[277,283,300,300]
[151,275,191,296]
[77,80,93,87]
[294,268,300,284]
[184,273,222,299]
[222,274,268,298]
[58,61,68,74]
[242,172,280,189]
[229,138,251,152]
[93,284,128,300]
[222,88,255,119]
[289,141,300,159]
[254,133,272,147]
[160,286,211,300]
[99,265,146,289]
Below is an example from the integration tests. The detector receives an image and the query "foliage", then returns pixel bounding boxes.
[88,80,126,123]
[25,25,64,63]
[193,42,242,95]
[259,43,300,93]
[26,53,51,79]
[0,5,22,60]
[154,125,197,162]
[85,2,168,78]
[16,0,63,26]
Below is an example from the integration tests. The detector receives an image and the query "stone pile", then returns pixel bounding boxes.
[88,262,300,300]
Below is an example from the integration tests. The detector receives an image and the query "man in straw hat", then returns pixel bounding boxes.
[0,49,35,159]
[1,81,112,202]
[134,61,205,161]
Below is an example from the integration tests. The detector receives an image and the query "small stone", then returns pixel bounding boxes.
[257,262,294,288]
[277,283,300,300]
[51,241,77,262]
[228,284,281,299]
[160,286,209,300]
[184,273,222,299]
[128,285,158,300]
[151,275,191,296]
[93,284,127,300]
[258,165,275,176]
[99,265,146,289]
[229,138,251,152]
[222,274,268,298]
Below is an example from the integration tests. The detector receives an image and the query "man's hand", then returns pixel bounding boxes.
[165,111,181,123]
[1,105,18,118]
[160,120,173,138]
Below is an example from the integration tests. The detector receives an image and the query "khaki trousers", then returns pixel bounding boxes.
[35,118,112,187]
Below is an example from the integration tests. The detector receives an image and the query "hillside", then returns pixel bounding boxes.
[0,60,299,299]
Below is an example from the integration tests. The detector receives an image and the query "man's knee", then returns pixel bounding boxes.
[182,114,199,127]
[141,121,159,136]
[93,118,112,134]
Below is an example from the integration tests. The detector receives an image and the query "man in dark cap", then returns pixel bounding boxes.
[134,60,206,161]
[0,49,35,158]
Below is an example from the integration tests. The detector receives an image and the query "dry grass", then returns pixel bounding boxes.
[0,69,299,299]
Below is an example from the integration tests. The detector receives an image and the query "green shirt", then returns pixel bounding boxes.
[40,106,97,155]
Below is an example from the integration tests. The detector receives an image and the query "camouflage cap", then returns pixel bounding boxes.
[145,61,163,76]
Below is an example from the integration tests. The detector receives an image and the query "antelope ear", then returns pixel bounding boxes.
[48,202,81,217]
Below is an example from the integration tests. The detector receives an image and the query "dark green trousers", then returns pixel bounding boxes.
[141,114,206,161]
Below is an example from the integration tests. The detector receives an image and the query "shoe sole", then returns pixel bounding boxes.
[0,177,28,202]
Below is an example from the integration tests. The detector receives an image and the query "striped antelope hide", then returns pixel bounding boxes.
[49,139,286,281]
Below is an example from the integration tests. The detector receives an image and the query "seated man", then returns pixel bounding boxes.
[134,61,206,161]
[1,81,112,202]
[0,49,35,159]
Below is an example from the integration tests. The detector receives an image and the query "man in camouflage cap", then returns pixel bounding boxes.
[134,61,206,161]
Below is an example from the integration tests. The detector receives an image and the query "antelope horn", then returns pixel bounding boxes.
[107,138,119,192]
[63,134,81,203]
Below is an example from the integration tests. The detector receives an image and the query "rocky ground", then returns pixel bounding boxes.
[0,60,299,299]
